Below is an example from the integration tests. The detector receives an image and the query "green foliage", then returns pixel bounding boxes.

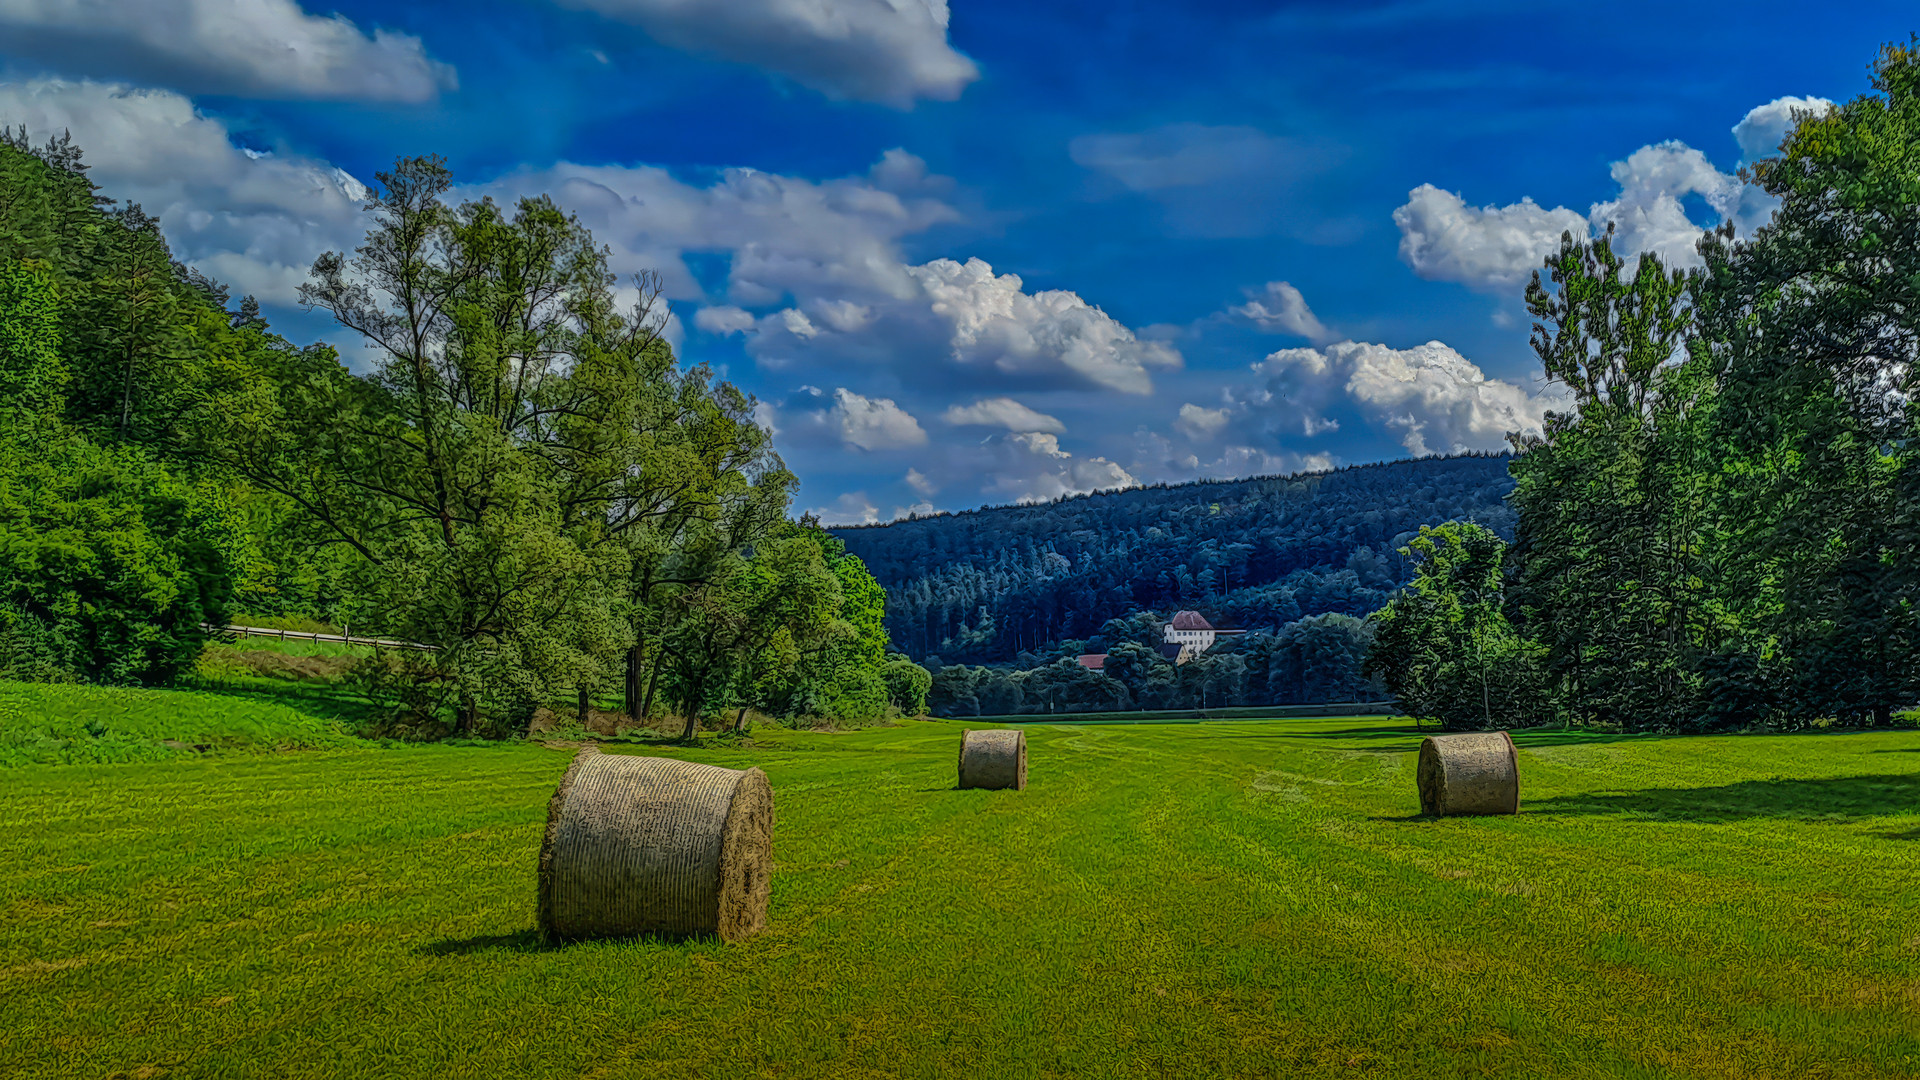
[1367,523,1546,730]
[881,655,931,715]
[0,423,236,684]
[0,258,67,417]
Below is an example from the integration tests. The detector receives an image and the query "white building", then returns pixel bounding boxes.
[1164,610,1243,653]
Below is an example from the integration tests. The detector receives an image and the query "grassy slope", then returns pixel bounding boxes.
[0,679,364,766]
[1,691,1917,1079]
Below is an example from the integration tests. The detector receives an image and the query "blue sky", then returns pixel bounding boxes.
[0,1,1909,521]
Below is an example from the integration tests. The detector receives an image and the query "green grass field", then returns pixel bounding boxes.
[3,683,1918,1079]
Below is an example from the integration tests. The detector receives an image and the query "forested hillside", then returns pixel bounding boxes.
[833,454,1516,664]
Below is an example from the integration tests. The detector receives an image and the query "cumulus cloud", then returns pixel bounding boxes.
[0,79,369,305]
[0,0,454,102]
[1069,123,1353,240]
[1227,280,1333,342]
[1392,184,1590,291]
[555,0,978,107]
[810,491,881,525]
[467,150,962,309]
[695,305,756,335]
[1174,403,1230,440]
[829,387,927,450]
[1588,140,1743,268]
[979,431,1135,503]
[1253,340,1567,456]
[907,257,1180,393]
[905,467,936,495]
[1732,95,1836,162]
[776,386,926,451]
[737,255,1182,395]
[942,397,1065,433]
[1395,95,1840,293]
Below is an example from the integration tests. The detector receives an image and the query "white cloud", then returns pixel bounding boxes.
[738,256,1181,396]
[1396,95,1839,292]
[1174,403,1230,440]
[894,427,1137,507]
[1732,95,1835,162]
[0,0,454,102]
[0,79,369,305]
[777,386,926,451]
[468,151,961,310]
[980,431,1135,503]
[554,0,977,107]
[942,396,1065,433]
[906,257,1181,394]
[1392,184,1589,292]
[829,388,927,451]
[810,491,880,525]
[695,305,756,335]
[1228,280,1333,342]
[1254,340,1567,456]
[1588,140,1742,269]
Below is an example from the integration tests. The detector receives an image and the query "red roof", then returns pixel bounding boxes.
[1075,653,1108,670]
[1170,610,1214,631]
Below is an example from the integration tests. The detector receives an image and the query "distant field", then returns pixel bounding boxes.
[961,702,1402,724]
[2,684,1917,1079]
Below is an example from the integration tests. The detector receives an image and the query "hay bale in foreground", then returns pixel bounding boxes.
[1416,731,1519,816]
[538,748,774,942]
[958,728,1026,790]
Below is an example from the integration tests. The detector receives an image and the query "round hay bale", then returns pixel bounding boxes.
[958,728,1026,790]
[538,749,774,942]
[1416,730,1519,816]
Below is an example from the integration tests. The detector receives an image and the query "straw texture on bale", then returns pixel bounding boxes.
[538,748,774,942]
[1416,730,1519,816]
[958,728,1026,790]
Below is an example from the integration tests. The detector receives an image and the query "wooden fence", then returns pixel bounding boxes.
[205,623,439,652]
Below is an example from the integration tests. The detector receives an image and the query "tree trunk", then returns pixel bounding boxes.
[679,684,701,741]
[734,706,748,733]
[642,651,664,721]
[624,642,642,718]
[578,685,591,728]
[458,692,478,735]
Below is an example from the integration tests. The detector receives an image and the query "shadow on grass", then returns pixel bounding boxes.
[417,929,557,955]
[418,927,732,954]
[174,677,378,727]
[1526,773,1920,824]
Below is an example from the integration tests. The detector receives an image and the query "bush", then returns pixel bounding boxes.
[0,424,237,684]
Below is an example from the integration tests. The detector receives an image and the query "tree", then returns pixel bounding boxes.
[1689,40,1920,725]
[881,655,932,715]
[211,156,633,731]
[1507,225,1713,729]
[1367,523,1544,730]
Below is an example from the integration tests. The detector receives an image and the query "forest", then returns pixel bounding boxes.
[0,134,928,738]
[835,454,1515,716]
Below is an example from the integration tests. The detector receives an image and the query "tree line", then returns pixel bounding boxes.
[1370,40,1920,732]
[0,136,928,737]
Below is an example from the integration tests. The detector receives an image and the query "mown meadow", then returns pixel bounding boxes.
[3,680,1917,1079]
